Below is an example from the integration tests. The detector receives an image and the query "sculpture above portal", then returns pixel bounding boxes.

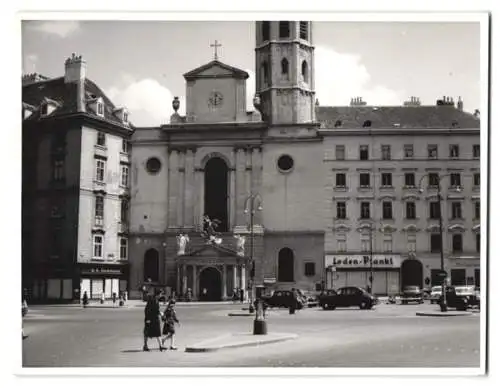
[234,234,246,256]
[177,233,190,255]
[201,215,223,245]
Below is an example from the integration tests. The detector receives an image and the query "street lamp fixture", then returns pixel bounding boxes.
[418,174,459,313]
[244,193,266,335]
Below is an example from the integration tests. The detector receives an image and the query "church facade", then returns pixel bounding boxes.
[128,22,325,300]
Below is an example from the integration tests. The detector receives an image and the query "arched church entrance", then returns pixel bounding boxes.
[198,267,222,301]
[204,157,229,232]
[400,259,423,290]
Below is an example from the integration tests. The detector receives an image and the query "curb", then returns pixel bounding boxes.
[185,333,298,353]
[228,312,254,317]
[416,311,473,317]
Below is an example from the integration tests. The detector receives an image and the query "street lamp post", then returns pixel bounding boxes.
[419,173,455,312]
[244,193,266,334]
[369,225,374,294]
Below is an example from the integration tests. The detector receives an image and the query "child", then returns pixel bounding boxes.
[161,300,180,350]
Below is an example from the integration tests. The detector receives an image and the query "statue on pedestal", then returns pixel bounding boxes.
[234,234,246,256]
[177,233,190,255]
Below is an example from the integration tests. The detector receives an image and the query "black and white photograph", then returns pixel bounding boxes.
[8,2,492,381]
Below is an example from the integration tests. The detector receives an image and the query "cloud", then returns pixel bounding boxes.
[106,76,185,127]
[315,46,402,106]
[30,21,80,38]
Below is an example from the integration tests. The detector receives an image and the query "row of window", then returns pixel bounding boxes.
[335,233,480,254]
[261,21,309,41]
[336,200,480,220]
[97,132,130,153]
[261,59,309,86]
[335,144,480,160]
[335,172,479,189]
[95,196,129,224]
[95,159,129,187]
[92,235,128,260]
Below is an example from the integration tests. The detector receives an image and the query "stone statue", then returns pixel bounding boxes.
[234,234,246,256]
[201,215,222,245]
[177,233,189,255]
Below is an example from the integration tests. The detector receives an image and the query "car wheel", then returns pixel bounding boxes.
[322,303,328,310]
[359,301,367,310]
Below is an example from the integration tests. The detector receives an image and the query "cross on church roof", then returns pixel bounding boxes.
[210,40,222,60]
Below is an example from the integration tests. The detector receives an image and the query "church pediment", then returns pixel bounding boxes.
[181,243,244,259]
[183,60,249,80]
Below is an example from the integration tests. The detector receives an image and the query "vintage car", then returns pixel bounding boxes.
[318,286,377,310]
[261,290,305,309]
[400,285,424,304]
[443,286,480,310]
[296,289,319,307]
[429,286,443,304]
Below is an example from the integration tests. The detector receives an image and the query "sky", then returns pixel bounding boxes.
[21,20,481,127]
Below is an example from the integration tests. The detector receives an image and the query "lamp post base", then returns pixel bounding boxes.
[253,319,267,335]
[440,302,448,312]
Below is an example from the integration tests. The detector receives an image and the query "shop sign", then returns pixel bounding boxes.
[82,267,123,275]
[263,277,276,284]
[325,255,401,269]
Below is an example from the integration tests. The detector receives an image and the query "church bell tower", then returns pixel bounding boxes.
[255,21,316,124]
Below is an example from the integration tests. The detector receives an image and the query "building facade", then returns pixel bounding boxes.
[22,54,133,302]
[22,22,481,302]
[318,98,481,294]
[128,21,325,300]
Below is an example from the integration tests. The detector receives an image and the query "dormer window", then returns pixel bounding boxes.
[41,103,48,116]
[363,120,372,128]
[97,102,104,116]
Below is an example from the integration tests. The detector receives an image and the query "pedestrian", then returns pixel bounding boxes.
[143,294,164,352]
[112,292,117,307]
[82,291,89,308]
[161,300,180,350]
[186,288,192,302]
[202,288,207,301]
[239,288,244,303]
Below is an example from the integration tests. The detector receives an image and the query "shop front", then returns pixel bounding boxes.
[448,256,481,287]
[79,262,129,300]
[325,254,401,296]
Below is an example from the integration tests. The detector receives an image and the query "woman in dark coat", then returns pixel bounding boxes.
[143,294,164,351]
[161,300,180,350]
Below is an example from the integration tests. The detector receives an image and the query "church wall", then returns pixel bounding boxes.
[129,143,169,234]
[262,232,324,292]
[188,78,237,123]
[261,141,325,231]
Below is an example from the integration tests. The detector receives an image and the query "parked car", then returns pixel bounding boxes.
[297,289,319,307]
[262,290,305,309]
[429,286,443,304]
[400,285,424,304]
[443,286,479,310]
[318,286,376,310]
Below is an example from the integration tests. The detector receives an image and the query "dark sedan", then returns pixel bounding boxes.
[262,290,305,309]
[443,286,480,311]
[318,286,377,310]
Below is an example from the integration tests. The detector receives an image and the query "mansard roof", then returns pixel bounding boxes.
[316,105,480,129]
[22,76,130,127]
[183,60,249,80]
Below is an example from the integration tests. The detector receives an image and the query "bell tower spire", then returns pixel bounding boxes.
[255,21,316,124]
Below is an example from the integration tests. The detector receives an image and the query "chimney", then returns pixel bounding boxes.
[457,96,463,111]
[64,53,86,83]
[22,73,49,86]
[350,96,367,107]
[64,53,86,112]
[404,96,421,107]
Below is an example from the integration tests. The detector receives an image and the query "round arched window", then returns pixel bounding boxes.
[277,154,294,173]
[146,157,162,174]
